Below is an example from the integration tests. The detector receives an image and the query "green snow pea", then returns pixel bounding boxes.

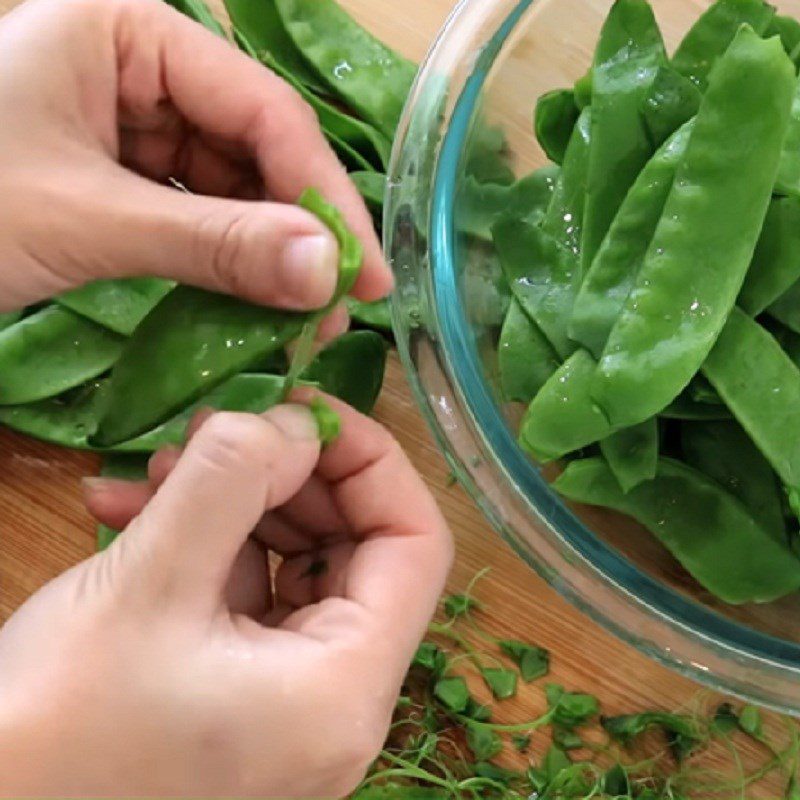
[775,75,800,198]
[640,67,701,148]
[493,217,578,360]
[660,393,731,421]
[0,306,124,405]
[95,190,362,446]
[672,0,776,91]
[570,119,694,358]
[464,122,515,187]
[346,298,392,333]
[534,89,579,165]
[518,350,611,462]
[0,310,22,332]
[96,455,149,550]
[593,28,795,428]
[573,72,593,110]
[600,418,658,494]
[92,288,305,446]
[702,308,800,497]
[57,278,175,336]
[582,0,666,275]
[767,14,800,66]
[164,0,224,36]
[274,0,416,139]
[739,197,800,316]
[349,171,385,221]
[499,300,560,405]
[543,107,591,257]
[303,331,387,414]
[681,420,786,543]
[554,457,800,604]
[768,278,800,334]
[233,31,389,172]
[0,374,287,453]
[458,166,559,241]
[224,0,329,94]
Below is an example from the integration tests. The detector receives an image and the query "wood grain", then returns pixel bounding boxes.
[0,0,795,794]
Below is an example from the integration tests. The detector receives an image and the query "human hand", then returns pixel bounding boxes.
[0,395,453,798]
[0,0,390,326]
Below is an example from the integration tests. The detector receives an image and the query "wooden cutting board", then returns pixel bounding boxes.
[0,0,788,793]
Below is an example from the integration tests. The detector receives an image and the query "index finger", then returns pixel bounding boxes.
[289,391,454,671]
[117,0,391,301]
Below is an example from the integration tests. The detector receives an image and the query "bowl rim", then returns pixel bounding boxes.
[385,0,800,713]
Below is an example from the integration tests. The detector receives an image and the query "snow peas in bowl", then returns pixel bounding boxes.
[388,0,800,712]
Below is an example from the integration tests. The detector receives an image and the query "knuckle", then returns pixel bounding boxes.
[193,210,257,299]
[194,413,277,474]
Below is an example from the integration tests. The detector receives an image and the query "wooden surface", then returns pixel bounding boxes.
[0,0,793,794]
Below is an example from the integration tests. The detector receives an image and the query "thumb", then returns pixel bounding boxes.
[111,405,321,613]
[71,168,341,310]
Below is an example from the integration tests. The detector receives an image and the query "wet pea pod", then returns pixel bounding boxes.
[499,300,560,405]
[542,107,591,257]
[739,197,800,316]
[681,420,786,543]
[274,0,416,140]
[57,278,175,336]
[640,67,701,148]
[599,418,658,494]
[0,306,124,405]
[671,0,776,91]
[534,89,579,165]
[493,218,578,361]
[775,75,800,199]
[224,0,329,94]
[570,119,694,359]
[0,310,22,332]
[592,27,796,429]
[768,278,800,334]
[518,350,612,462]
[92,190,361,446]
[660,393,732,422]
[768,14,800,66]
[165,0,225,35]
[702,308,800,499]
[554,457,800,604]
[581,0,666,276]
[346,298,392,334]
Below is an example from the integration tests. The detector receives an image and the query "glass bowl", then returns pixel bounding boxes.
[385,0,800,714]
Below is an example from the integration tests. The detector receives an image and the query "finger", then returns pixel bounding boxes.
[274,541,356,609]
[147,445,182,486]
[225,539,272,619]
[268,475,348,540]
[83,477,154,531]
[316,302,350,345]
[114,406,321,612]
[284,392,454,676]
[114,0,392,300]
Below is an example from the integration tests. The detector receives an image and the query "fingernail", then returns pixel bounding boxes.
[280,234,338,308]
[267,404,320,441]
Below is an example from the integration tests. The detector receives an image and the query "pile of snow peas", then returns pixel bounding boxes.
[493,0,800,605]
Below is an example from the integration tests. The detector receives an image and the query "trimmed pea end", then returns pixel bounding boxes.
[310,398,342,446]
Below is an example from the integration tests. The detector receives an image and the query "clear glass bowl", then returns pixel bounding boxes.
[386,0,800,714]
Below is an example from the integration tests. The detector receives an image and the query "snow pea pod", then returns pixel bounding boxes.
[768,278,800,334]
[640,67,701,148]
[554,457,800,604]
[0,310,22,331]
[593,28,795,428]
[224,0,328,94]
[164,0,224,36]
[570,119,694,358]
[534,89,579,165]
[775,75,800,198]
[0,306,124,405]
[768,14,800,66]
[599,418,658,494]
[739,197,800,316]
[493,218,578,360]
[542,107,591,257]
[703,308,800,496]
[681,420,786,543]
[303,331,387,414]
[346,298,391,334]
[582,0,666,275]
[519,350,611,462]
[234,31,388,172]
[57,278,175,336]
[92,288,305,446]
[349,171,385,219]
[672,0,776,91]
[660,394,731,421]
[499,300,560,405]
[274,0,416,139]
